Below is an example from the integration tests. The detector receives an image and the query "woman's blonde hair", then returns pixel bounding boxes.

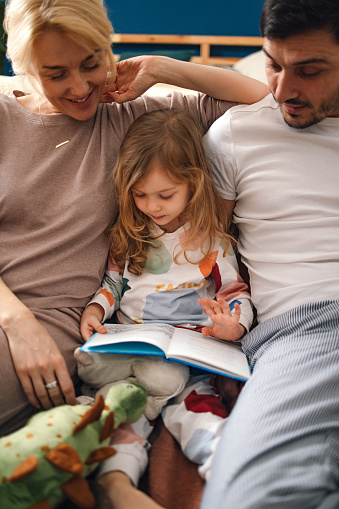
[111,109,235,276]
[4,0,115,77]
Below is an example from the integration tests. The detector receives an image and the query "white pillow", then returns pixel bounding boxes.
[233,50,267,84]
[0,75,36,95]
[145,83,198,97]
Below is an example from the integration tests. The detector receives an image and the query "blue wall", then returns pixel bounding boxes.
[106,0,266,60]
[107,0,266,37]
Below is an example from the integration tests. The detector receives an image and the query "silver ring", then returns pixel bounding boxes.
[45,380,58,390]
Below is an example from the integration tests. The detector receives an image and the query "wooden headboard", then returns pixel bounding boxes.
[111,34,264,66]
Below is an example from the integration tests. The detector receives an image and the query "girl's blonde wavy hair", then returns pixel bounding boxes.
[4,0,115,83]
[111,109,235,276]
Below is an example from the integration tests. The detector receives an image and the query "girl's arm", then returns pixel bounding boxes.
[198,229,254,340]
[198,298,245,342]
[82,253,125,333]
[80,303,107,341]
[0,277,76,409]
[103,55,269,104]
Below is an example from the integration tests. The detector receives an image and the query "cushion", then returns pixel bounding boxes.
[233,50,267,84]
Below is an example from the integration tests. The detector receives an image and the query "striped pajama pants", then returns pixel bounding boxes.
[201,300,339,509]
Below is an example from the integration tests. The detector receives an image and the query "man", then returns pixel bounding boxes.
[201,0,339,507]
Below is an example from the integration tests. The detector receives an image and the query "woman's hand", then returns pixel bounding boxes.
[101,55,160,104]
[101,54,269,105]
[3,307,76,410]
[80,303,106,341]
[198,297,245,342]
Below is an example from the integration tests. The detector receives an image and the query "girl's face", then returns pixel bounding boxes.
[32,30,110,120]
[131,165,191,233]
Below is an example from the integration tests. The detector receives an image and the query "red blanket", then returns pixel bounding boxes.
[141,417,204,509]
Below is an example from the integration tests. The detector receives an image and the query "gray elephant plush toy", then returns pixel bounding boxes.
[75,348,190,420]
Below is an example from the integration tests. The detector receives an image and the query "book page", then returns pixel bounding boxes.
[168,328,250,380]
[83,323,174,355]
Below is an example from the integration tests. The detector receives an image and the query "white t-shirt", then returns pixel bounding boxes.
[204,94,339,323]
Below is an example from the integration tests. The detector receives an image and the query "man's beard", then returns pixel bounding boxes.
[271,88,339,129]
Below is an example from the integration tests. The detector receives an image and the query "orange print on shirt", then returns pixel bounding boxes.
[98,289,114,307]
[199,251,218,277]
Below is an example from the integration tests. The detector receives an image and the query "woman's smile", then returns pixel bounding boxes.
[32,30,108,120]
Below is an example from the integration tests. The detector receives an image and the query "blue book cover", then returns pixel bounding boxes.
[80,323,251,382]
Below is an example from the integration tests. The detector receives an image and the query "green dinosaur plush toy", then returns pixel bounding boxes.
[0,382,147,509]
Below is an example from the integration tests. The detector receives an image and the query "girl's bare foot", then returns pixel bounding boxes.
[97,471,165,509]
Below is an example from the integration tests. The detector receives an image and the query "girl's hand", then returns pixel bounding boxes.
[198,297,245,342]
[101,56,159,104]
[80,303,106,341]
[3,308,76,410]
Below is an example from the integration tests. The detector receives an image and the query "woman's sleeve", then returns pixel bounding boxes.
[106,92,235,139]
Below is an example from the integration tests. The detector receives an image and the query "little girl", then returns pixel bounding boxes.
[78,109,253,485]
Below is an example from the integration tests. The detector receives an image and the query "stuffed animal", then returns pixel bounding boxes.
[75,349,190,420]
[0,382,147,509]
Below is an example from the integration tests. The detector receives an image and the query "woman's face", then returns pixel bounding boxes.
[32,30,111,120]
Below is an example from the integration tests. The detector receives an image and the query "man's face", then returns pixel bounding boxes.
[263,30,339,129]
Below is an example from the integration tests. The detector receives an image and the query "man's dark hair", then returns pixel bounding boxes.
[260,0,339,43]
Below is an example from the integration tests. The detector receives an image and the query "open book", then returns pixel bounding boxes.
[80,323,251,382]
